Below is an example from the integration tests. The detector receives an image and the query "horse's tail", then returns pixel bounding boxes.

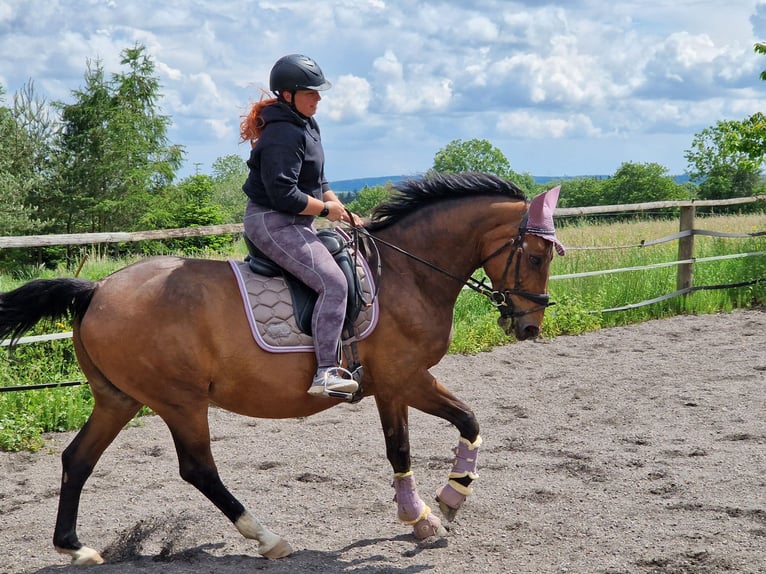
[0,278,97,347]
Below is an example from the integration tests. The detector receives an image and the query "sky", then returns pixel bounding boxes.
[2,0,766,182]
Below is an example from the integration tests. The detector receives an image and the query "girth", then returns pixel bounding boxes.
[243,229,365,335]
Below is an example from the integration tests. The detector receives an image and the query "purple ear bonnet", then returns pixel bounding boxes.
[527,186,565,256]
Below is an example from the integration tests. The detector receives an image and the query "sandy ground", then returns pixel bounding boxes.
[1,308,765,574]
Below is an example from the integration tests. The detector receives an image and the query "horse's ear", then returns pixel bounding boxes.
[527,186,565,256]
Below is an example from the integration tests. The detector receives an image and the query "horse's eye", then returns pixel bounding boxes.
[528,255,542,267]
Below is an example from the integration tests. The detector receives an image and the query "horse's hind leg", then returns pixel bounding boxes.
[53,388,142,565]
[159,406,292,559]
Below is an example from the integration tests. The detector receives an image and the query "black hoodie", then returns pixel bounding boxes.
[242,101,330,214]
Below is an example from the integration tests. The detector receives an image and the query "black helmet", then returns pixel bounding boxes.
[269,54,332,93]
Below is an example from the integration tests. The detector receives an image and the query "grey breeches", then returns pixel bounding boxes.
[244,201,348,366]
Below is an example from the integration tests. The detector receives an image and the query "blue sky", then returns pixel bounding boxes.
[2,0,766,181]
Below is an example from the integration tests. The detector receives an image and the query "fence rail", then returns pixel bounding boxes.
[1,195,764,391]
[0,223,244,249]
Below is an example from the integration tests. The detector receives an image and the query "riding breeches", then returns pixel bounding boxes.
[244,201,348,366]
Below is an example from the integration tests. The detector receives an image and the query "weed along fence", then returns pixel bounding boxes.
[1,195,764,393]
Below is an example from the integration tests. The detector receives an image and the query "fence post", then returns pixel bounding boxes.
[676,205,696,293]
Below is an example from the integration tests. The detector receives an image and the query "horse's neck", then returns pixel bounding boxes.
[372,208,487,304]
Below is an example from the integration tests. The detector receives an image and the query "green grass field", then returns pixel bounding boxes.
[1,212,764,450]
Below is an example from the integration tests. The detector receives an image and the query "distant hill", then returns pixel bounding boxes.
[330,174,691,192]
[329,175,411,192]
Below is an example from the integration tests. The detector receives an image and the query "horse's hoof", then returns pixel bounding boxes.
[437,498,459,522]
[435,484,466,522]
[56,545,105,565]
[413,513,447,539]
[259,537,293,559]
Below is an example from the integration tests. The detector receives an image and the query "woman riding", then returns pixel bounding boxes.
[240,54,359,398]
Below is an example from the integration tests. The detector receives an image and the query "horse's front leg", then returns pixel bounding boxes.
[375,399,448,540]
[408,375,482,523]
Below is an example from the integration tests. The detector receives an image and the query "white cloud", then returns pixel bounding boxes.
[0,2,13,22]
[372,50,453,113]
[1,0,764,179]
[206,118,232,140]
[497,111,601,139]
[323,74,372,121]
[464,14,499,42]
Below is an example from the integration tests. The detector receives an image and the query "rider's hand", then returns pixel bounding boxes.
[342,210,363,226]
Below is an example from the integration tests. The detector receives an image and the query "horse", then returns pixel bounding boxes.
[0,172,562,566]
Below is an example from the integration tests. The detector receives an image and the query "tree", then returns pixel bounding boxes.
[211,154,248,223]
[170,174,233,253]
[602,162,689,205]
[684,114,766,200]
[557,177,607,208]
[347,184,391,216]
[49,44,184,234]
[431,138,535,191]
[110,44,184,196]
[756,42,766,81]
[0,84,46,237]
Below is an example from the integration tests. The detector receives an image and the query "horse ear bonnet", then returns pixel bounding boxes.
[526,186,565,256]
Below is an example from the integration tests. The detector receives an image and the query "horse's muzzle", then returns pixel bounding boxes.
[497,316,540,340]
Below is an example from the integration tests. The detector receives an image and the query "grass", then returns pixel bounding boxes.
[0,212,764,450]
[449,212,766,350]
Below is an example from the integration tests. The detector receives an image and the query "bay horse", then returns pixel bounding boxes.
[0,172,562,566]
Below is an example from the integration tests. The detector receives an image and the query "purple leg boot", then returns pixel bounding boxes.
[435,435,482,521]
[392,472,446,539]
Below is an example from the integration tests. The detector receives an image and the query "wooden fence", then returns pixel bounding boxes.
[1,195,764,346]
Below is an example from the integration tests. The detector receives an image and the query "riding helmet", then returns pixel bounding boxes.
[269,54,332,93]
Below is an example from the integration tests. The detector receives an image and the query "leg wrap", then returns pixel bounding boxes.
[392,472,445,539]
[436,435,482,512]
[393,472,429,524]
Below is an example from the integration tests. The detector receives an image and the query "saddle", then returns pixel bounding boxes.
[243,229,365,336]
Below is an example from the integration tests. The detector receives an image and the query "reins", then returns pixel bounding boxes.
[344,208,554,321]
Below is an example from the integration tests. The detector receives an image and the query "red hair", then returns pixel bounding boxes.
[240,91,278,147]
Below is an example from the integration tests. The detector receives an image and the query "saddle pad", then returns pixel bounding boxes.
[228,257,379,353]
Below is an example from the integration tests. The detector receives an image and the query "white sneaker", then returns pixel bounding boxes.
[308,367,359,396]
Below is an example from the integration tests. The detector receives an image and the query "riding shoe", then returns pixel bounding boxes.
[308,367,359,396]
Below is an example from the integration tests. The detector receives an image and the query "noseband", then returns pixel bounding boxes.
[354,211,554,323]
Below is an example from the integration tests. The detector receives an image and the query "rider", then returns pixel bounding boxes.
[240,54,359,398]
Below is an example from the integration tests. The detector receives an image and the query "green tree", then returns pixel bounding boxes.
[684,114,766,200]
[48,44,183,235]
[755,42,766,81]
[347,184,391,216]
[0,84,46,237]
[431,138,535,191]
[169,174,234,253]
[557,177,607,208]
[602,162,689,205]
[211,154,248,223]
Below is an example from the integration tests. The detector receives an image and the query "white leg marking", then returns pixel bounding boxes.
[235,511,292,558]
[56,545,104,565]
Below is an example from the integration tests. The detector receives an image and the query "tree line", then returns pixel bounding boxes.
[2,43,765,270]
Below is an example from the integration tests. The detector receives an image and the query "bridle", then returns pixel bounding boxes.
[350,210,554,322]
[474,212,554,320]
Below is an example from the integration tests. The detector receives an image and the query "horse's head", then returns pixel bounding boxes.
[480,186,564,340]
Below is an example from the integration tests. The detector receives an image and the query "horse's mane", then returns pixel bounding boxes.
[365,172,528,232]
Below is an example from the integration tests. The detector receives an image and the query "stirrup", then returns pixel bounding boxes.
[308,366,359,399]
